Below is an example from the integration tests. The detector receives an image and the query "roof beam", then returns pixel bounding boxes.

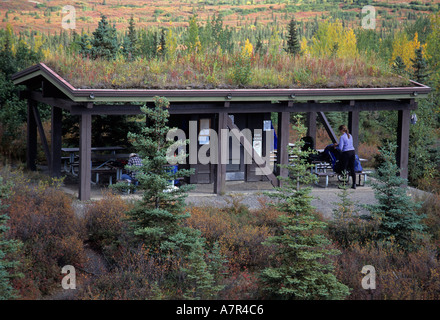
[67,99,414,116]
[30,91,75,111]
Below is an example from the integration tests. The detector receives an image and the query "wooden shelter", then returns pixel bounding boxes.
[12,63,431,200]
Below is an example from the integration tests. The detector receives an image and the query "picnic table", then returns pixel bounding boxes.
[311,158,370,188]
[61,146,127,184]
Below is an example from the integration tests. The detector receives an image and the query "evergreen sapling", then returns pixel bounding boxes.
[392,56,407,76]
[182,238,224,300]
[121,96,199,256]
[364,142,427,253]
[411,47,429,83]
[260,115,350,300]
[0,177,22,300]
[286,18,301,56]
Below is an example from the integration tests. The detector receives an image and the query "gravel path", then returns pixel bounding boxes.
[184,184,377,219]
[63,178,430,220]
[73,182,377,220]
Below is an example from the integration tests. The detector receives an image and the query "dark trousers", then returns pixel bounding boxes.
[341,150,356,186]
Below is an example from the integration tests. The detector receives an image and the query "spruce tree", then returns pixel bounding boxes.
[91,15,118,60]
[260,115,350,300]
[411,47,429,83]
[0,177,22,300]
[127,15,137,47]
[182,238,223,300]
[365,142,427,253]
[122,15,137,60]
[286,18,301,55]
[392,56,407,76]
[122,97,198,256]
[78,33,93,58]
[255,34,263,55]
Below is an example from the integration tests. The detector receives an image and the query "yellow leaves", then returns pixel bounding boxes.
[33,34,44,53]
[242,39,253,58]
[308,20,358,59]
[300,37,309,56]
[339,28,358,59]
[391,31,422,70]
[165,29,178,59]
[268,28,282,57]
[186,15,202,54]
[41,48,50,60]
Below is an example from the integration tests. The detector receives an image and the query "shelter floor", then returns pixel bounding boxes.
[60,175,378,219]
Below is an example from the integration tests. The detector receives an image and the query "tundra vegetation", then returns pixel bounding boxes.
[1,3,440,300]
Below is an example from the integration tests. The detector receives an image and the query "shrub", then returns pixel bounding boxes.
[219,267,260,300]
[186,203,275,269]
[77,244,175,300]
[334,242,440,300]
[230,39,253,86]
[219,223,272,269]
[84,191,133,252]
[357,142,379,168]
[2,169,86,297]
[250,197,283,231]
[185,205,234,244]
[419,192,440,249]
[327,184,375,248]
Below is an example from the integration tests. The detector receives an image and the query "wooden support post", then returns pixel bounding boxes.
[214,112,227,195]
[348,108,360,152]
[32,103,52,170]
[277,112,290,186]
[27,99,37,171]
[317,112,338,143]
[189,115,198,184]
[397,109,410,181]
[79,113,92,201]
[306,112,317,144]
[51,106,62,177]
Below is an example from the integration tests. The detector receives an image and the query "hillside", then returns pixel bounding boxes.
[1,0,439,34]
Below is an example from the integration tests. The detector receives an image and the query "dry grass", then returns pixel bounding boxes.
[44,50,411,89]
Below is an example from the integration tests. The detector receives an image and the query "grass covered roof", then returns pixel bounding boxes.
[44,51,413,90]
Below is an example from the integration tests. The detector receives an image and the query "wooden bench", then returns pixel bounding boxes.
[314,170,372,188]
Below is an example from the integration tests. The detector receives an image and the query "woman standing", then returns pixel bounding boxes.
[334,125,356,189]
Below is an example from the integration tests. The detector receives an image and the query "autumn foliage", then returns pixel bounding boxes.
[3,163,440,299]
[1,169,86,298]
